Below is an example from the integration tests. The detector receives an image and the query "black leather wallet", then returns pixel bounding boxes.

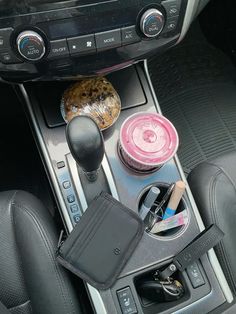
[57,192,144,290]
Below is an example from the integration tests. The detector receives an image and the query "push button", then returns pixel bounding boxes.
[117,287,137,314]
[162,0,181,17]
[95,29,121,51]
[121,26,140,45]
[48,39,69,58]
[70,204,79,213]
[67,34,96,55]
[73,214,81,224]
[0,28,13,51]
[63,181,71,189]
[0,51,22,64]
[162,16,179,33]
[57,161,65,169]
[187,262,205,288]
[67,194,75,203]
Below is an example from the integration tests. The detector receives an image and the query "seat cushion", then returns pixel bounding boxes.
[188,151,236,294]
[0,190,82,314]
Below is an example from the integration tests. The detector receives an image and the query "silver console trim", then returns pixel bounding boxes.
[19,84,74,233]
[178,0,200,43]
[144,59,233,304]
[102,155,120,201]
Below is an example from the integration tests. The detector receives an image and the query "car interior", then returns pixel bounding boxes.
[1,0,236,313]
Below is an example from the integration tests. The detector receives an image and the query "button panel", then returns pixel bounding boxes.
[57,163,83,225]
[117,287,137,314]
[0,12,179,65]
[45,26,140,60]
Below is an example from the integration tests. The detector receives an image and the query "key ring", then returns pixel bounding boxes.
[161,283,181,297]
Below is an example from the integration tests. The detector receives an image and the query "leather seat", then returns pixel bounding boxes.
[188,151,236,294]
[0,190,83,314]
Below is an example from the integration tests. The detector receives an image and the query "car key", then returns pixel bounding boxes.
[159,224,224,280]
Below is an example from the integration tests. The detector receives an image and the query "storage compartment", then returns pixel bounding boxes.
[138,183,189,238]
[134,266,190,314]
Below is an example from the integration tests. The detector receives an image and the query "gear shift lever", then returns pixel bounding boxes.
[66,116,105,181]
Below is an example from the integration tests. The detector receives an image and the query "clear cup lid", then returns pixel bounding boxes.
[120,112,179,166]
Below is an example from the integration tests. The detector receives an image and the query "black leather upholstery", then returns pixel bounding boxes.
[188,151,236,294]
[0,190,82,314]
[0,301,10,314]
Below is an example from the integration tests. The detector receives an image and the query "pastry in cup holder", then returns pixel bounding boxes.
[61,77,121,130]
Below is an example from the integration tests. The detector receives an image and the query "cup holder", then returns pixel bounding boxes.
[138,183,189,238]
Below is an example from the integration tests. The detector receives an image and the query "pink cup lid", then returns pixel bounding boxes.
[120,112,179,166]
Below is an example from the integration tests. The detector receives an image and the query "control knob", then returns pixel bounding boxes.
[140,9,165,38]
[17,30,46,61]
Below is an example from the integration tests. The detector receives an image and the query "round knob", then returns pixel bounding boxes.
[140,9,165,38]
[17,30,46,61]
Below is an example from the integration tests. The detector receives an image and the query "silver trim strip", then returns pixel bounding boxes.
[19,84,74,233]
[144,59,233,303]
[102,156,120,201]
[178,0,199,43]
[87,286,107,314]
[19,84,108,314]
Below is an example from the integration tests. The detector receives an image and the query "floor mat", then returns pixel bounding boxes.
[148,23,236,174]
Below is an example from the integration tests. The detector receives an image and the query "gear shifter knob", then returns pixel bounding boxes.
[66,116,105,181]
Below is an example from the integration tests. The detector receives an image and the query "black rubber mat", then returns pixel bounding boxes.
[148,24,236,174]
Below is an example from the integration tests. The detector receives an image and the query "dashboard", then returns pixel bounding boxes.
[0,0,209,82]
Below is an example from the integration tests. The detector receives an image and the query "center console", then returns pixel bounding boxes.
[16,63,233,313]
[4,0,233,312]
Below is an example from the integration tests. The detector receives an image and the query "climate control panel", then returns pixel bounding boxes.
[0,0,186,81]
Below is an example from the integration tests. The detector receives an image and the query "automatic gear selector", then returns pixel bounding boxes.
[66,115,105,181]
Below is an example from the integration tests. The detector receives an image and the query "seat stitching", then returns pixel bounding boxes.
[12,202,76,314]
[8,300,31,311]
[206,161,236,195]
[11,199,76,314]
[7,191,31,310]
[209,170,236,293]
[210,171,236,289]
[12,202,75,314]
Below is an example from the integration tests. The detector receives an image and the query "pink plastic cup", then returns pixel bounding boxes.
[119,112,179,172]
